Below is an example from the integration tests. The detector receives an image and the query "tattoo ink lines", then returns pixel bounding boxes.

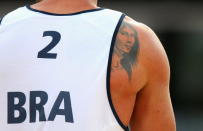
[112,19,140,81]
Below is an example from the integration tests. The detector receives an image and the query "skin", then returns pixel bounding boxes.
[33,0,176,130]
[32,0,98,14]
[112,22,139,80]
[112,17,176,130]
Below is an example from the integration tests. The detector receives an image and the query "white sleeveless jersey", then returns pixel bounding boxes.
[0,6,129,131]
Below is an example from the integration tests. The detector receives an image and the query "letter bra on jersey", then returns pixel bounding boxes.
[7,91,74,124]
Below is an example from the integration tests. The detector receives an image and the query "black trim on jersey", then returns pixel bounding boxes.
[106,13,129,131]
[26,5,105,16]
[0,16,4,25]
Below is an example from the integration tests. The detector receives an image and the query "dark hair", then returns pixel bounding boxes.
[120,25,139,80]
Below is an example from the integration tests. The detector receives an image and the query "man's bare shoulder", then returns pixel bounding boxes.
[120,16,170,87]
[124,17,175,131]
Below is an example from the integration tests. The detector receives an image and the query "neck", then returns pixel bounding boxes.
[32,0,98,14]
[114,47,124,58]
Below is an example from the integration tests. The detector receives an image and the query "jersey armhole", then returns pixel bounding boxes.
[0,16,5,25]
[106,13,130,131]
[0,17,3,25]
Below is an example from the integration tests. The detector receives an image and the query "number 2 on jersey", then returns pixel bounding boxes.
[38,31,61,59]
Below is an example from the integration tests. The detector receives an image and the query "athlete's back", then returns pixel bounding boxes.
[0,0,176,131]
[0,5,126,131]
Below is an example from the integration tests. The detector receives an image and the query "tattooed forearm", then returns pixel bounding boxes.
[112,18,140,80]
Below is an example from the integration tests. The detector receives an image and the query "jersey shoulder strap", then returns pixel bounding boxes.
[0,6,32,26]
[0,17,3,25]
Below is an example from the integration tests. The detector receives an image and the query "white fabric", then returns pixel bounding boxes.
[0,6,124,131]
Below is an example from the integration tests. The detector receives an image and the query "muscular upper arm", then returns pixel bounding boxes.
[125,17,176,131]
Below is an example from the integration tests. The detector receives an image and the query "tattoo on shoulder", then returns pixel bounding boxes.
[111,18,140,80]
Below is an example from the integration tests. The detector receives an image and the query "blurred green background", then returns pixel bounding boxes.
[1,0,203,130]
